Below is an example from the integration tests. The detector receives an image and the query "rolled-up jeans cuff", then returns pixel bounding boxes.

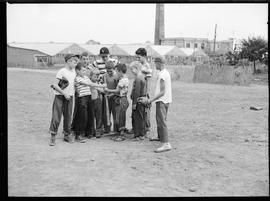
[50,130,57,135]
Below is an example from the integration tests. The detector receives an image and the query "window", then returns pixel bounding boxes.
[186,43,190,48]
[201,43,205,49]
[194,43,198,48]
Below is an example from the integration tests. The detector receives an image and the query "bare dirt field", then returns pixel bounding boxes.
[8,68,268,196]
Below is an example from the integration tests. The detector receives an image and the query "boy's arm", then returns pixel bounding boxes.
[149,78,165,103]
[51,79,71,100]
[79,79,106,88]
[104,86,120,94]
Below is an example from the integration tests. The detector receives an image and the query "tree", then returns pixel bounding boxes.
[226,51,240,66]
[240,36,268,74]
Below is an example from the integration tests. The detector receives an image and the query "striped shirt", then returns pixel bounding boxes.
[75,75,91,97]
[92,58,119,75]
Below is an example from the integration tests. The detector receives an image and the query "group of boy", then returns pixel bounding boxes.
[48,46,172,153]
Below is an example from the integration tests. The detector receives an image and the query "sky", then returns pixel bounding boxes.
[7,3,268,44]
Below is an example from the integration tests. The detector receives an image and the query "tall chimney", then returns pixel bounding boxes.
[154,4,165,45]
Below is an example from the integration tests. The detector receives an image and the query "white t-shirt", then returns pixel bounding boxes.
[54,67,76,96]
[154,68,172,104]
[117,76,129,97]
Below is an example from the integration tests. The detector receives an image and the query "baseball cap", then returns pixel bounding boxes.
[99,47,110,56]
[64,54,80,62]
[135,48,147,57]
[154,56,165,63]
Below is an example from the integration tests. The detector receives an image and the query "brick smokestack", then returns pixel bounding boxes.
[154,4,165,45]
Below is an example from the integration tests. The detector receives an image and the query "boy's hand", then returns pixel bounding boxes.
[64,93,71,100]
[132,104,136,110]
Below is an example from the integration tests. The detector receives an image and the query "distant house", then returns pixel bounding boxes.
[7,45,51,67]
[8,42,74,65]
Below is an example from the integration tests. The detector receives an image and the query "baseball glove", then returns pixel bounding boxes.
[58,77,69,90]
[137,97,151,108]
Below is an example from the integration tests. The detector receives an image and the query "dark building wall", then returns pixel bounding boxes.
[7,46,47,67]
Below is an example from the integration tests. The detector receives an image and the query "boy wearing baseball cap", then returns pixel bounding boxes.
[91,47,119,134]
[49,54,79,146]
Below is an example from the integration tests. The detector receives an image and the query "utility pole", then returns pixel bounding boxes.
[213,24,217,53]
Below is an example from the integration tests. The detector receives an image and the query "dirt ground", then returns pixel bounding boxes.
[8,68,268,196]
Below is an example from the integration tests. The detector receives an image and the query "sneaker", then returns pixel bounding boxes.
[149,137,160,141]
[114,136,125,142]
[96,132,101,138]
[110,133,120,140]
[131,136,141,141]
[76,135,86,143]
[125,129,134,134]
[49,134,56,146]
[154,143,172,153]
[139,136,145,140]
[63,134,75,143]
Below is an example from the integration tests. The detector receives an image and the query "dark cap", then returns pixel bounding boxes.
[135,48,147,57]
[99,47,110,56]
[154,56,165,63]
[64,54,80,62]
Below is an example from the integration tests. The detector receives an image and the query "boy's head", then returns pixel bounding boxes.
[75,62,86,77]
[65,54,79,68]
[135,48,147,64]
[115,63,127,77]
[81,52,90,67]
[99,47,110,62]
[129,61,142,76]
[90,69,100,82]
[105,60,115,76]
[154,56,165,71]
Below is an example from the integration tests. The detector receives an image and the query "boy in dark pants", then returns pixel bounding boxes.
[135,48,152,138]
[71,63,106,141]
[129,61,148,141]
[90,69,104,138]
[49,54,79,146]
[104,61,119,133]
[104,63,129,142]
[91,47,119,134]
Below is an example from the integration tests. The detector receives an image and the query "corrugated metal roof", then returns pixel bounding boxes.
[59,43,91,55]
[179,48,195,56]
[117,44,146,56]
[165,46,187,57]
[109,45,130,56]
[192,49,208,57]
[151,45,176,56]
[145,46,162,57]
[8,42,73,56]
[7,45,49,56]
[79,44,112,55]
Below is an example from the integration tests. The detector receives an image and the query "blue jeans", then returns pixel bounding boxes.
[71,95,93,135]
[132,103,147,137]
[92,98,103,134]
[49,95,73,135]
[156,101,169,143]
[115,96,129,132]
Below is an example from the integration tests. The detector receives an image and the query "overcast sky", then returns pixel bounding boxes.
[7,3,268,44]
